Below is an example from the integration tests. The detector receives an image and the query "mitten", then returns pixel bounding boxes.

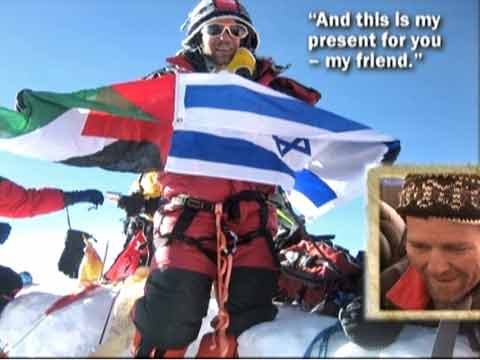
[64,190,104,207]
[58,229,92,278]
[339,296,403,349]
[118,194,145,217]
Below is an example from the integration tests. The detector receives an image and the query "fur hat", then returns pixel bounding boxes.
[396,173,480,223]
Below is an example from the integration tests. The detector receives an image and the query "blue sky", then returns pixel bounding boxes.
[0,0,478,256]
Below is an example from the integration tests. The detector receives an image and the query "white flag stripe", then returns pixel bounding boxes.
[179,108,395,141]
[0,109,115,161]
[165,156,296,189]
[177,72,293,101]
[289,189,337,218]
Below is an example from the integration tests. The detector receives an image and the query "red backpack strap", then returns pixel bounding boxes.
[270,77,321,105]
[256,58,321,105]
[256,58,278,86]
[166,55,196,72]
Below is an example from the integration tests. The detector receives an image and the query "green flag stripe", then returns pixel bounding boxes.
[0,107,30,138]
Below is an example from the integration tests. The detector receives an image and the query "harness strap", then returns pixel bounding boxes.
[167,233,217,263]
[163,191,276,264]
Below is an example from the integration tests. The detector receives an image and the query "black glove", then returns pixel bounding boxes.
[118,194,145,217]
[64,190,104,207]
[58,229,92,278]
[339,296,403,349]
[0,222,11,244]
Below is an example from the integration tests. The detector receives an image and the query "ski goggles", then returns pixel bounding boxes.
[201,22,249,39]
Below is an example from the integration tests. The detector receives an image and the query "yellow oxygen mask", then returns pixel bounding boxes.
[225,47,256,78]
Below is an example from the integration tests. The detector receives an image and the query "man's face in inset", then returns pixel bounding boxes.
[406,216,480,308]
[201,18,243,66]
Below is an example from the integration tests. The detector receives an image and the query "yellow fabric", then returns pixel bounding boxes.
[129,171,162,199]
[89,267,151,358]
[226,47,256,77]
[78,241,104,284]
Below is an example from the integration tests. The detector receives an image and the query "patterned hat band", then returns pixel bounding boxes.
[396,173,480,222]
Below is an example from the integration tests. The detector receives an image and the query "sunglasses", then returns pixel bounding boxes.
[202,22,249,39]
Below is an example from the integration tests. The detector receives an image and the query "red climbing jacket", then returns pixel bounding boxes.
[147,51,321,277]
[0,177,65,218]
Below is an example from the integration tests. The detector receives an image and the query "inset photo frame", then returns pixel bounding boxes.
[366,165,480,321]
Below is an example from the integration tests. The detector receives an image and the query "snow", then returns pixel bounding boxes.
[0,232,478,358]
[0,283,477,358]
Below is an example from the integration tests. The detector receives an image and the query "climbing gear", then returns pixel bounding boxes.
[58,207,97,278]
[1,284,99,357]
[276,235,361,315]
[338,296,403,350]
[181,0,260,51]
[161,190,276,265]
[272,188,362,316]
[130,329,188,358]
[105,184,161,283]
[431,321,460,358]
[196,203,236,358]
[129,171,162,200]
[202,22,249,39]
[104,229,151,282]
[303,320,342,358]
[63,189,104,207]
[226,47,256,78]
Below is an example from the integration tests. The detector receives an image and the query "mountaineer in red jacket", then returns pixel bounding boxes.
[0,176,104,218]
[0,176,104,313]
[130,1,321,357]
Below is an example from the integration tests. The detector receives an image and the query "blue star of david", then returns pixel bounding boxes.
[273,136,311,157]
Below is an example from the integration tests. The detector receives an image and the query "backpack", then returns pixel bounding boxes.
[104,215,154,283]
[272,188,363,316]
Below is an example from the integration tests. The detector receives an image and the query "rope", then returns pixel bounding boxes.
[303,320,342,358]
[211,203,233,353]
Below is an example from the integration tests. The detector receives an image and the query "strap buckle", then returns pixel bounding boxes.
[171,194,214,212]
[223,226,238,255]
[185,197,204,210]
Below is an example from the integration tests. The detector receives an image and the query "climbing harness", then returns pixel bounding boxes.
[163,190,276,264]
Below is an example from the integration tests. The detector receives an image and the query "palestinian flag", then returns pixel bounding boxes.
[0,74,175,172]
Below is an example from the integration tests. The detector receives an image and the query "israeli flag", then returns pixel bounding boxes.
[166,73,399,219]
